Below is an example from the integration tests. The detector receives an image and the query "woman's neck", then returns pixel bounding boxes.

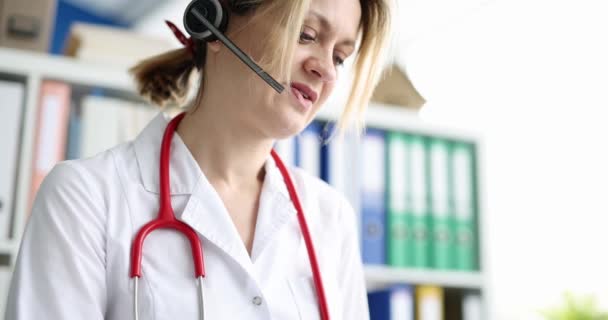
[176,98,272,256]
[175,102,274,189]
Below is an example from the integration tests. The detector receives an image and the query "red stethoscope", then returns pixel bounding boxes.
[129,112,330,320]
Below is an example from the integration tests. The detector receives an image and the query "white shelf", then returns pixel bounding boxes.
[0,47,135,92]
[364,103,480,141]
[316,102,481,142]
[0,241,16,256]
[364,265,484,290]
[0,48,479,143]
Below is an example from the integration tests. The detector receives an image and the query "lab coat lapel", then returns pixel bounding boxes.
[133,112,199,195]
[179,176,254,275]
[250,158,298,262]
[133,112,254,274]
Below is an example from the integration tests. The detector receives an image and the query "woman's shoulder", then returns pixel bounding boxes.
[41,142,135,198]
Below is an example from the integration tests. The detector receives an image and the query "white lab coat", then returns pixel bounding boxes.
[6,112,369,320]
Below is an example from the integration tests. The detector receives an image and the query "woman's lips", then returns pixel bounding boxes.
[290,82,318,104]
[290,85,313,111]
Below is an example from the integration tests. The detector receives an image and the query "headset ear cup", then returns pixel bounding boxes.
[184,0,229,42]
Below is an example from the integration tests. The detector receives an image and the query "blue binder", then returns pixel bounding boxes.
[368,284,414,320]
[319,121,335,184]
[360,128,387,264]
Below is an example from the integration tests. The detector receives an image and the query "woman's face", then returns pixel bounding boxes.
[278,0,361,136]
[211,0,362,140]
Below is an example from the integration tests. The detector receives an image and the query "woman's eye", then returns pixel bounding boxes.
[334,56,345,67]
[299,27,317,44]
[299,32,316,43]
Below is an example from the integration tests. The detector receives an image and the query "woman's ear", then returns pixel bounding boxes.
[207,40,222,53]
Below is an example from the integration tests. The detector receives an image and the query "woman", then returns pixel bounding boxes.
[7,0,391,319]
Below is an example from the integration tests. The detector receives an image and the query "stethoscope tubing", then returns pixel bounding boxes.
[129,112,329,320]
[270,150,330,320]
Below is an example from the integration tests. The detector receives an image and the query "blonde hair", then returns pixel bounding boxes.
[130,0,392,134]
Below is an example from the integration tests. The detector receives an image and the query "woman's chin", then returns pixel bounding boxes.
[269,113,307,140]
[263,97,317,139]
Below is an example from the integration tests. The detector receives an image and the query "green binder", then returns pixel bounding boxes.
[451,142,478,271]
[429,137,455,269]
[410,135,431,268]
[386,132,413,267]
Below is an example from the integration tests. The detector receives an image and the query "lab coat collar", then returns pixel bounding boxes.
[179,158,298,270]
[133,112,293,200]
[133,112,202,195]
[250,158,298,262]
[178,147,299,268]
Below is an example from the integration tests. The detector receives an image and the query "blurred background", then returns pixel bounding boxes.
[1,0,608,319]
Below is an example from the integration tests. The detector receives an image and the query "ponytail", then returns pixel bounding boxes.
[129,0,261,109]
[129,41,206,108]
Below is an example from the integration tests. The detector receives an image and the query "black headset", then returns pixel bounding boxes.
[183,0,284,93]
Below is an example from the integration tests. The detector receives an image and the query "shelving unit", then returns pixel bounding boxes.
[365,266,484,290]
[0,242,16,256]
[0,47,134,91]
[0,48,140,264]
[0,47,488,318]
[317,83,488,318]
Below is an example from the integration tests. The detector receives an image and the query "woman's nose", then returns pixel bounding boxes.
[304,52,337,83]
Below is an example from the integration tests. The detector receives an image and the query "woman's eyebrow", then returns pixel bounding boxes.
[309,10,357,47]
